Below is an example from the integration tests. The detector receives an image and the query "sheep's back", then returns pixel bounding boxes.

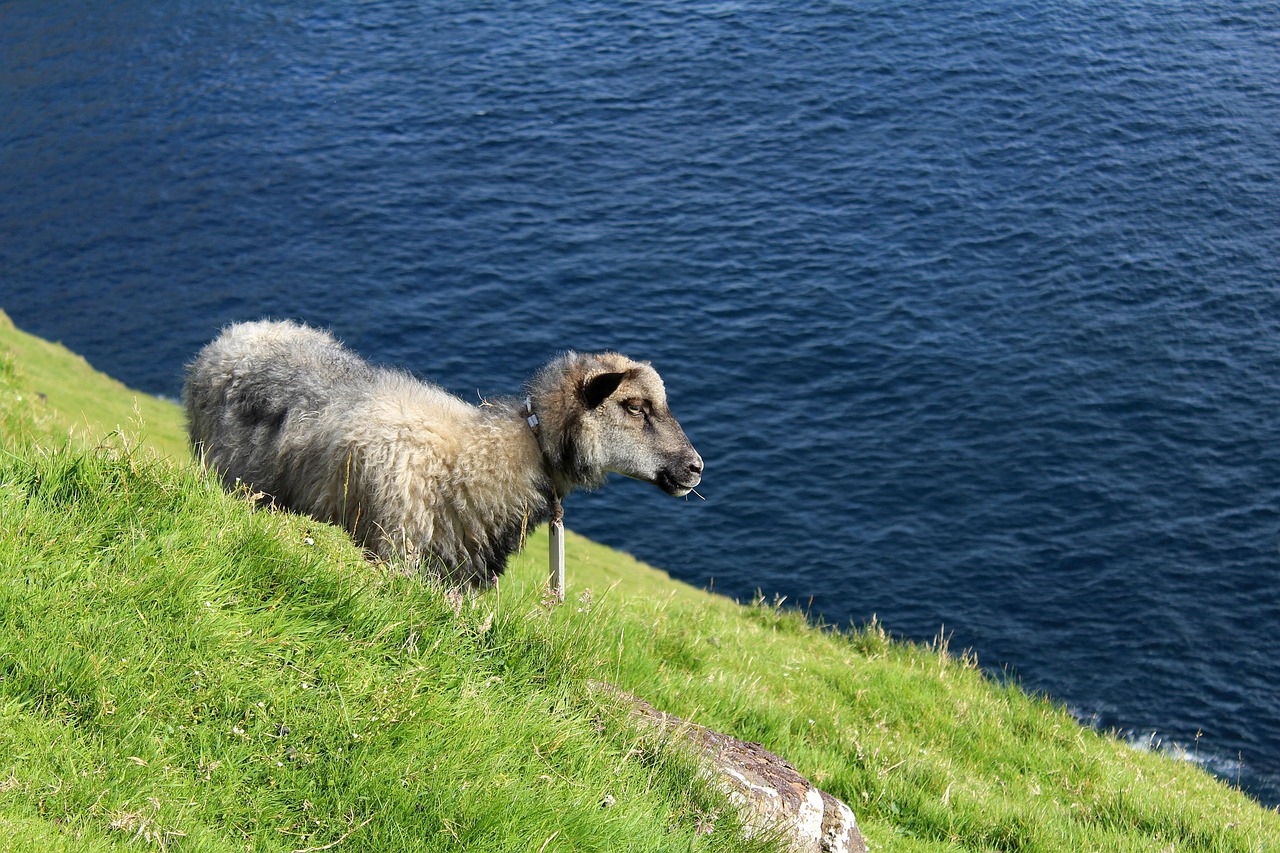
[185,320,377,500]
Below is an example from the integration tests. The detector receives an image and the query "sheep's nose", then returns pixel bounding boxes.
[688,454,704,476]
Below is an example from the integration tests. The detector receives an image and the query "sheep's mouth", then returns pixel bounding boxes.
[655,471,701,498]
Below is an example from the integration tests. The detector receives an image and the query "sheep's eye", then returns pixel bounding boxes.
[625,402,645,416]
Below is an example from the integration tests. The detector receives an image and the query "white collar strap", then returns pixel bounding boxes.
[523,396,541,434]
[523,396,564,603]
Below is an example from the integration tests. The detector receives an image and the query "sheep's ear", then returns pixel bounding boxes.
[581,371,627,409]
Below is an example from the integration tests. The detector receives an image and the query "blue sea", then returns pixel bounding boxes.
[3,0,1278,807]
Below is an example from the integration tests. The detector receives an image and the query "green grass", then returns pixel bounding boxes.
[0,311,187,460]
[1,308,1277,852]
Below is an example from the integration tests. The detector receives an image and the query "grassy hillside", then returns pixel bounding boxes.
[1,309,1277,852]
[0,312,187,460]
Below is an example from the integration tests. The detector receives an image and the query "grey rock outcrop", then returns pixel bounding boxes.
[592,683,866,853]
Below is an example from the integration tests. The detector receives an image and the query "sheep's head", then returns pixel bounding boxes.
[529,352,703,498]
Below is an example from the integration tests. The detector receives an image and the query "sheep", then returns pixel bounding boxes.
[184,320,703,587]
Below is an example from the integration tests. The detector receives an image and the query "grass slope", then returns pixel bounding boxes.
[1,308,1277,852]
[0,312,187,460]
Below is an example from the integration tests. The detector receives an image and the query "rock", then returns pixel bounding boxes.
[591,682,866,853]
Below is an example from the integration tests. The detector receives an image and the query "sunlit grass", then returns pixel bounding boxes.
[0,437,772,852]
[0,311,187,459]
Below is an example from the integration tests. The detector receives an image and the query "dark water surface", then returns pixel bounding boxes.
[3,1,1279,805]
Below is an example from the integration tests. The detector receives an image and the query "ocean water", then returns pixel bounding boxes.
[2,0,1278,805]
